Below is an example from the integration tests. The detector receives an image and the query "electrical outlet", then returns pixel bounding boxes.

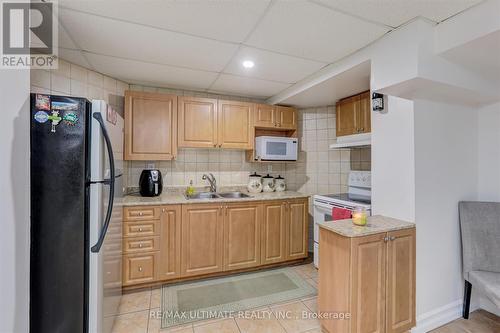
[267,165,272,172]
[146,162,155,169]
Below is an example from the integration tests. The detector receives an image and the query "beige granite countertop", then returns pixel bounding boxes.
[318,215,415,238]
[121,190,309,206]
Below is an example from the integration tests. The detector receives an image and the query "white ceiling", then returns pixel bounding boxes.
[280,61,371,108]
[56,0,484,99]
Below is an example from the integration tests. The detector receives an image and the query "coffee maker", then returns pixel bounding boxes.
[139,169,163,197]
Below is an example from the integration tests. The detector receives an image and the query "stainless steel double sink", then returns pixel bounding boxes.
[185,191,251,200]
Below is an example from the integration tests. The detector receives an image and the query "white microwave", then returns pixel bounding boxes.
[254,136,298,161]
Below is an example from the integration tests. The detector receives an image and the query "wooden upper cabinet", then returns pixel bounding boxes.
[261,201,287,265]
[124,91,177,160]
[286,199,308,260]
[386,228,416,333]
[350,233,387,333]
[254,104,297,130]
[358,91,371,134]
[336,95,359,137]
[178,97,218,148]
[254,104,275,128]
[181,204,223,277]
[158,205,181,281]
[218,100,254,149]
[277,106,297,129]
[336,91,371,137]
[223,202,261,271]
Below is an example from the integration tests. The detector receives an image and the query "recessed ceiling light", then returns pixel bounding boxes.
[242,60,255,69]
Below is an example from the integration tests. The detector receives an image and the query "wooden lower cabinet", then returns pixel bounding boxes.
[223,202,261,271]
[158,205,181,280]
[123,252,159,286]
[123,198,310,287]
[318,227,416,333]
[261,201,287,264]
[287,199,309,260]
[181,203,224,277]
[386,228,416,333]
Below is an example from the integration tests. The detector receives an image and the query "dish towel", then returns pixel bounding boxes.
[332,207,352,221]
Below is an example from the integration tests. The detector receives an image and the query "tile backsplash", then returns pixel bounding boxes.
[31,60,371,197]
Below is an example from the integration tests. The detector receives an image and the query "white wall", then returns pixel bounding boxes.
[478,102,500,201]
[412,100,478,331]
[371,96,415,222]
[0,69,30,332]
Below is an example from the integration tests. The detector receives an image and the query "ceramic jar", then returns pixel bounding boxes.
[274,175,286,192]
[247,172,263,193]
[262,174,275,192]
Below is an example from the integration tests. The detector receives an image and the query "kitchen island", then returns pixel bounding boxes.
[318,215,416,333]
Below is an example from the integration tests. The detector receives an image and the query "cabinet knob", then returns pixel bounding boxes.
[139,212,143,216]
[139,243,143,248]
[138,228,143,232]
[390,236,396,241]
[162,208,165,213]
[384,236,389,242]
[138,266,143,272]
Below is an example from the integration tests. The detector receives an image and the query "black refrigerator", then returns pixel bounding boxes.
[30,94,122,333]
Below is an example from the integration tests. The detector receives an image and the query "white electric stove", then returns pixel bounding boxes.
[313,171,372,268]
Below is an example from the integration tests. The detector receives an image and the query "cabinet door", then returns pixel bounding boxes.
[357,91,371,134]
[123,252,159,286]
[286,199,308,260]
[277,106,297,130]
[124,91,177,160]
[181,204,223,277]
[218,100,254,149]
[350,233,387,333]
[223,203,261,271]
[336,95,359,137]
[386,228,416,333]
[158,206,181,281]
[261,201,287,264]
[178,97,218,148]
[254,104,275,128]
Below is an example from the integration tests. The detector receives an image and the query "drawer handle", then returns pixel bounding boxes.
[138,228,143,232]
[138,266,143,272]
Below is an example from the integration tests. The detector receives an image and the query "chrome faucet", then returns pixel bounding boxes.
[202,173,217,193]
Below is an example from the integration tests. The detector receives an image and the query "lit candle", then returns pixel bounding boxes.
[352,207,367,226]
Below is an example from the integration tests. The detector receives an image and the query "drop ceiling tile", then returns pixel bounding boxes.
[83,52,218,91]
[315,0,483,27]
[59,0,271,43]
[245,0,389,63]
[59,8,238,72]
[224,46,326,84]
[58,48,92,69]
[209,74,290,98]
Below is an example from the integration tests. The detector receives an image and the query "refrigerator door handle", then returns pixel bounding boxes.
[91,112,115,253]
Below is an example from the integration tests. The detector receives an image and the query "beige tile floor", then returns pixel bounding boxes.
[111,263,319,333]
[111,262,500,333]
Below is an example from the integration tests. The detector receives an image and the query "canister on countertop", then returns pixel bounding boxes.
[275,175,286,192]
[262,174,275,192]
[247,172,263,193]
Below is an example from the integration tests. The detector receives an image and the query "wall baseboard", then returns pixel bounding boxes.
[411,299,473,333]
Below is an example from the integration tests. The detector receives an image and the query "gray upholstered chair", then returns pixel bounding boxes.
[459,201,500,319]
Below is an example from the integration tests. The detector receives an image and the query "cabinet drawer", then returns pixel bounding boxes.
[123,220,159,237]
[123,252,158,286]
[123,236,160,254]
[123,206,160,221]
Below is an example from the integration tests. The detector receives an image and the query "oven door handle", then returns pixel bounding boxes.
[314,200,354,211]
